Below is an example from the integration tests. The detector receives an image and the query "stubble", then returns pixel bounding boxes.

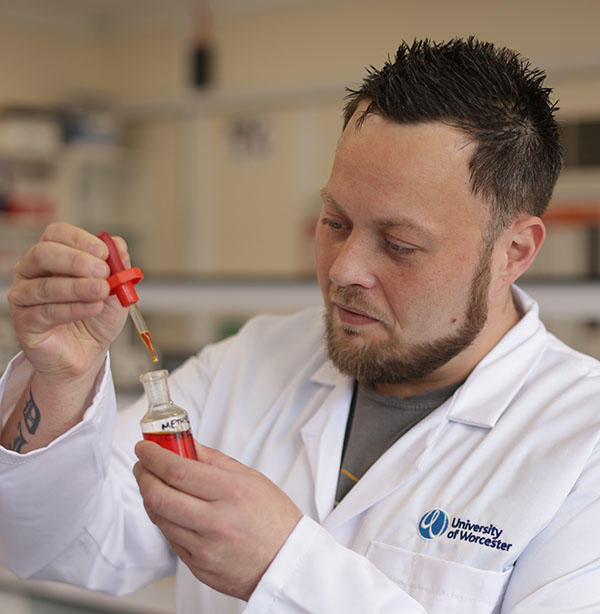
[324,242,493,385]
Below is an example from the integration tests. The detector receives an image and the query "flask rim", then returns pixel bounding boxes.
[139,369,169,383]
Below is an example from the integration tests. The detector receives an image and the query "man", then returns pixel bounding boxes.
[1,38,599,613]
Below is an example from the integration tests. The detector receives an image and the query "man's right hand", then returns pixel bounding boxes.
[7,222,129,382]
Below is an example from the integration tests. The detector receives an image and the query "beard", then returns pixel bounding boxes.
[324,243,493,385]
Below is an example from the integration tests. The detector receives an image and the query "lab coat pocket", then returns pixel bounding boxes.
[366,541,511,614]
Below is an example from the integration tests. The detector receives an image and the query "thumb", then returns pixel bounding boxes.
[193,440,239,471]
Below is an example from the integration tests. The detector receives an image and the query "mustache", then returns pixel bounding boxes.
[329,286,391,328]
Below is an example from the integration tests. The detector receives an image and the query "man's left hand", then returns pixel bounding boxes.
[133,439,303,601]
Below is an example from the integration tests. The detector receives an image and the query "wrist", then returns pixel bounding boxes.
[30,354,107,433]
[32,353,107,395]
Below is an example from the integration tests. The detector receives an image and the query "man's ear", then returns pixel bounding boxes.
[500,216,546,284]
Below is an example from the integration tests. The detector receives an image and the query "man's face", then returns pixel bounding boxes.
[315,111,497,392]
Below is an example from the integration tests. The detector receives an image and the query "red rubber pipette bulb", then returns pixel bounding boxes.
[97,232,141,307]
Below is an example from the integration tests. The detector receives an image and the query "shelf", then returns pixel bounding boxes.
[1,276,599,319]
[120,276,600,320]
[133,276,323,314]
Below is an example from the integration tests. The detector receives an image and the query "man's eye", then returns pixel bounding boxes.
[321,218,345,231]
[385,239,418,256]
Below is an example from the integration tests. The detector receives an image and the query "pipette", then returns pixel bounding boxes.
[97,232,159,363]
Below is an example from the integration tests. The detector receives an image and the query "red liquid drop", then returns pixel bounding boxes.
[143,430,198,459]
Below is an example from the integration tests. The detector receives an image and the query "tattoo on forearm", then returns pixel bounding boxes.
[23,387,41,435]
[10,422,28,452]
[7,387,40,452]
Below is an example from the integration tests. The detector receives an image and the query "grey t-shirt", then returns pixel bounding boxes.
[335,380,463,505]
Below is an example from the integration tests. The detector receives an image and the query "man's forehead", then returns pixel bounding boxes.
[328,115,489,237]
[344,109,475,154]
[336,112,480,208]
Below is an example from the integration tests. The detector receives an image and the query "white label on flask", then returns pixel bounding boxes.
[141,415,191,434]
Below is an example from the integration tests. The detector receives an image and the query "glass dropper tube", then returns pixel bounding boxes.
[129,304,159,363]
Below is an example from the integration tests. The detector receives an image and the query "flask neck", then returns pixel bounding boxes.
[140,369,173,410]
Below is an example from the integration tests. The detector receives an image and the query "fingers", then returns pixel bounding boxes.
[154,518,217,579]
[10,277,109,308]
[160,521,219,579]
[192,440,232,469]
[135,440,230,500]
[16,223,131,280]
[9,223,131,326]
[41,222,108,257]
[39,223,130,268]
[15,241,109,280]
[8,265,111,335]
[133,458,239,578]
[13,300,107,335]
[133,458,208,527]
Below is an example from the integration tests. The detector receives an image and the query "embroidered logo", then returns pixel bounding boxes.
[418,509,513,551]
[418,508,449,540]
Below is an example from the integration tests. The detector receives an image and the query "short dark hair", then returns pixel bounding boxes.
[344,37,562,237]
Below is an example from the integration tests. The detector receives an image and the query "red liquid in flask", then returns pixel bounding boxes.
[139,369,197,460]
[143,430,198,459]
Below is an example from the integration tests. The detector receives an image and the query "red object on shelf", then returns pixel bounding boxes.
[545,202,600,226]
[97,231,144,307]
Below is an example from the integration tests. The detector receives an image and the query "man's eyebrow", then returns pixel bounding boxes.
[319,188,436,241]
[320,188,343,211]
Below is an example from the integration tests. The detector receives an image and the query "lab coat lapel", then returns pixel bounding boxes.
[447,296,547,428]
[301,362,353,523]
[299,363,451,532]
[323,406,444,531]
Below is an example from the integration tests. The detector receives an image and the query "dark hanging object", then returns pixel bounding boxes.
[193,45,212,88]
[189,2,214,89]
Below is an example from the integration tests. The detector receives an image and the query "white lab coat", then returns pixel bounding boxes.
[1,286,600,613]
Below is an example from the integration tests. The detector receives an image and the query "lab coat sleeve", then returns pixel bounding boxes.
[245,516,427,613]
[0,351,175,595]
[500,439,600,612]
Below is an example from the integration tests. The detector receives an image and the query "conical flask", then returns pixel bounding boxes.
[139,369,198,460]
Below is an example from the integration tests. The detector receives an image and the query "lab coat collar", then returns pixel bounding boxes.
[310,359,349,387]
[446,285,547,429]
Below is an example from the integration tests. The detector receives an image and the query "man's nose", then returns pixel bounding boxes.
[328,233,377,289]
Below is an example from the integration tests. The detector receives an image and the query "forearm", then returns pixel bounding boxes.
[0,356,105,453]
[2,223,129,453]
[0,354,175,590]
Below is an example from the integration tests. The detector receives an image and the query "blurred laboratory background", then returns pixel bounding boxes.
[1,0,600,611]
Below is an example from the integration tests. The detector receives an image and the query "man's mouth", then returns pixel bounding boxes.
[333,301,380,326]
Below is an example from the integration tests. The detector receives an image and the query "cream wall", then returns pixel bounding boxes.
[100,25,190,104]
[0,16,112,107]
[214,0,600,105]
[1,0,600,274]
